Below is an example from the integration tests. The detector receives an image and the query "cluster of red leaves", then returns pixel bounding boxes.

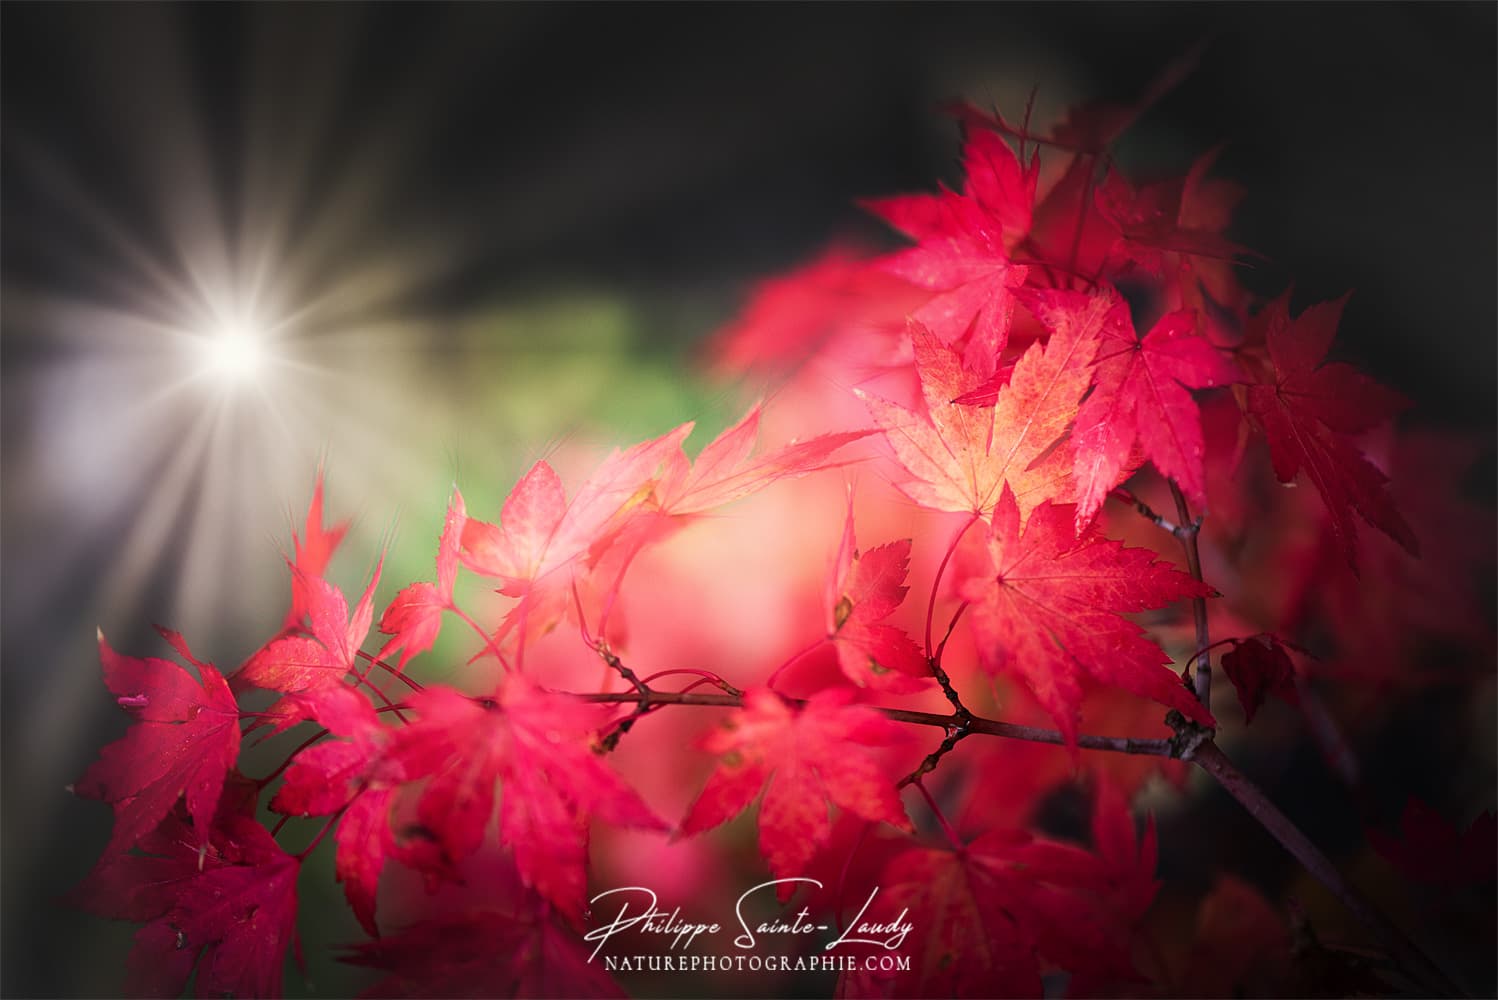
[72,74,1492,1000]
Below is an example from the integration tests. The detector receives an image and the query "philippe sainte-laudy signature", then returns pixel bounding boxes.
[583,878,913,962]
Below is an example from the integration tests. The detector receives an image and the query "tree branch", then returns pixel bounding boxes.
[1168,482,1213,709]
[569,688,1174,757]
[1190,741,1463,997]
[569,684,1462,995]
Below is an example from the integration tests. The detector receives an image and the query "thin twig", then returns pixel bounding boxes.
[899,719,972,789]
[1168,482,1213,708]
[1111,486,1183,538]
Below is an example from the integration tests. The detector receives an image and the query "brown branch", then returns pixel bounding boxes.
[1190,741,1464,997]
[568,689,1174,757]
[570,684,1459,993]
[899,720,971,789]
[1168,482,1213,709]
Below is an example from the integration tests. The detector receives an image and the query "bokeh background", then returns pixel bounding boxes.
[3,4,1493,997]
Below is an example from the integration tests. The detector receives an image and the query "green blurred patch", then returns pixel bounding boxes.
[276,287,747,997]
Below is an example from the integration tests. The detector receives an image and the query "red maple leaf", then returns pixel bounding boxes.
[652,404,871,517]
[239,559,383,693]
[343,907,625,999]
[383,680,665,924]
[1368,798,1497,887]
[858,303,1096,520]
[867,126,1036,375]
[679,688,911,900]
[1045,287,1239,528]
[823,497,928,692]
[75,628,241,855]
[836,827,1143,998]
[286,469,351,629]
[1095,164,1255,275]
[269,688,396,936]
[954,489,1214,746]
[459,412,867,650]
[70,805,300,999]
[1220,634,1303,724]
[1242,294,1416,568]
[710,245,924,375]
[378,488,467,670]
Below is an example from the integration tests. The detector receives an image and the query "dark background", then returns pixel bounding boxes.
[3,3,1494,996]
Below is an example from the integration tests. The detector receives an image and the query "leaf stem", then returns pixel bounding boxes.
[355,651,425,692]
[925,513,981,660]
[294,804,349,861]
[450,604,512,675]
[910,779,963,850]
[257,729,330,787]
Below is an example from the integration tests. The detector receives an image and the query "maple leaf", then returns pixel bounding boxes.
[75,628,241,856]
[343,907,625,999]
[679,688,911,900]
[268,688,397,935]
[460,461,570,598]
[461,409,866,649]
[383,680,665,924]
[1170,876,1293,997]
[239,559,383,693]
[1044,287,1239,528]
[955,489,1215,746]
[1095,165,1255,275]
[1089,778,1160,924]
[873,192,1030,377]
[1220,634,1302,724]
[248,682,383,742]
[823,498,928,692]
[710,245,925,375]
[286,469,351,629]
[1367,798,1497,887]
[378,489,467,670]
[1243,294,1417,568]
[71,805,300,998]
[653,404,871,517]
[836,829,1141,998]
[866,127,1036,375]
[582,406,872,617]
[858,302,1097,520]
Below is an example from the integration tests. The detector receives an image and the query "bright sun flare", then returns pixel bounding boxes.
[202,321,267,381]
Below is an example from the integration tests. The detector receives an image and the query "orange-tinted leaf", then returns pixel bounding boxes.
[859,305,1095,519]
